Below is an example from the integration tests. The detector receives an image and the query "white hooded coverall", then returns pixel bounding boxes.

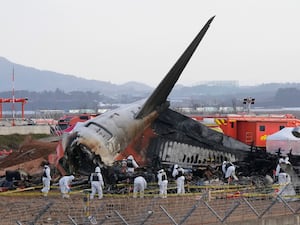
[41,164,51,196]
[126,155,139,173]
[222,161,238,181]
[275,158,285,177]
[133,176,147,198]
[90,167,104,199]
[172,165,185,194]
[59,175,75,198]
[157,169,168,198]
[276,158,296,198]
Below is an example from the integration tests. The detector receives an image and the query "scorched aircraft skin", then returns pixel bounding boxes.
[57,16,278,178]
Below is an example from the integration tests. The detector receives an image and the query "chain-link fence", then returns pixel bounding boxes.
[1,183,300,225]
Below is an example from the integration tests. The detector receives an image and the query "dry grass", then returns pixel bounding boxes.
[0,134,51,150]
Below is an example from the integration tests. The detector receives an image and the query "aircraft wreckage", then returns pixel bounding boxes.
[55,16,300,189]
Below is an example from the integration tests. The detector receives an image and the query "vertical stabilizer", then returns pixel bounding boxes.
[135,16,215,119]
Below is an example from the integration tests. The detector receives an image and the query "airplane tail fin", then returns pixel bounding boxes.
[135,16,215,119]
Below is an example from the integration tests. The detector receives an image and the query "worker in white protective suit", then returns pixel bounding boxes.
[275,158,285,179]
[59,175,75,198]
[172,164,185,194]
[276,157,296,200]
[41,161,51,197]
[222,161,238,184]
[126,155,139,173]
[133,176,147,198]
[284,156,291,165]
[157,169,168,198]
[90,166,104,200]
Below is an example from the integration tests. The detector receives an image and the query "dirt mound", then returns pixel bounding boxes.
[0,136,58,176]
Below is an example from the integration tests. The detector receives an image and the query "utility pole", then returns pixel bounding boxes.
[12,67,15,126]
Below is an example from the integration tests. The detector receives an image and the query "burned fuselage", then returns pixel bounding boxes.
[56,15,297,183]
[53,15,300,189]
[58,101,159,175]
[57,16,216,175]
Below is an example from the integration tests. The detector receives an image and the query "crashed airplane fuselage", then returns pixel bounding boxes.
[57,16,273,178]
[57,16,216,175]
[59,101,159,174]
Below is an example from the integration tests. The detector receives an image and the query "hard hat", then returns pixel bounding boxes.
[70,175,75,180]
[279,158,284,164]
[127,155,133,160]
[95,167,101,173]
[174,164,178,169]
[158,169,164,173]
[223,161,227,165]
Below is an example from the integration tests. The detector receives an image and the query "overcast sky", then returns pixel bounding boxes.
[1,0,299,87]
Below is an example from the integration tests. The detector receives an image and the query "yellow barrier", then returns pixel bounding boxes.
[1,182,298,200]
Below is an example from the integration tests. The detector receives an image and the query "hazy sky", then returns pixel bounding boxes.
[1,0,299,87]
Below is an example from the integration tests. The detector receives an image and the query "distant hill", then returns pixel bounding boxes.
[0,57,152,96]
[2,56,300,111]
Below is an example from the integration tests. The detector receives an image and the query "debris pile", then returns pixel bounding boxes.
[0,136,58,190]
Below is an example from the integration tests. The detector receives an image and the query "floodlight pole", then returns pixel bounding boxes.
[243,97,255,114]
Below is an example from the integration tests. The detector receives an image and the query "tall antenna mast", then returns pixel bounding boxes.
[12,67,15,126]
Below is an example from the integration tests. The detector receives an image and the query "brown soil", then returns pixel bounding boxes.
[0,136,58,176]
